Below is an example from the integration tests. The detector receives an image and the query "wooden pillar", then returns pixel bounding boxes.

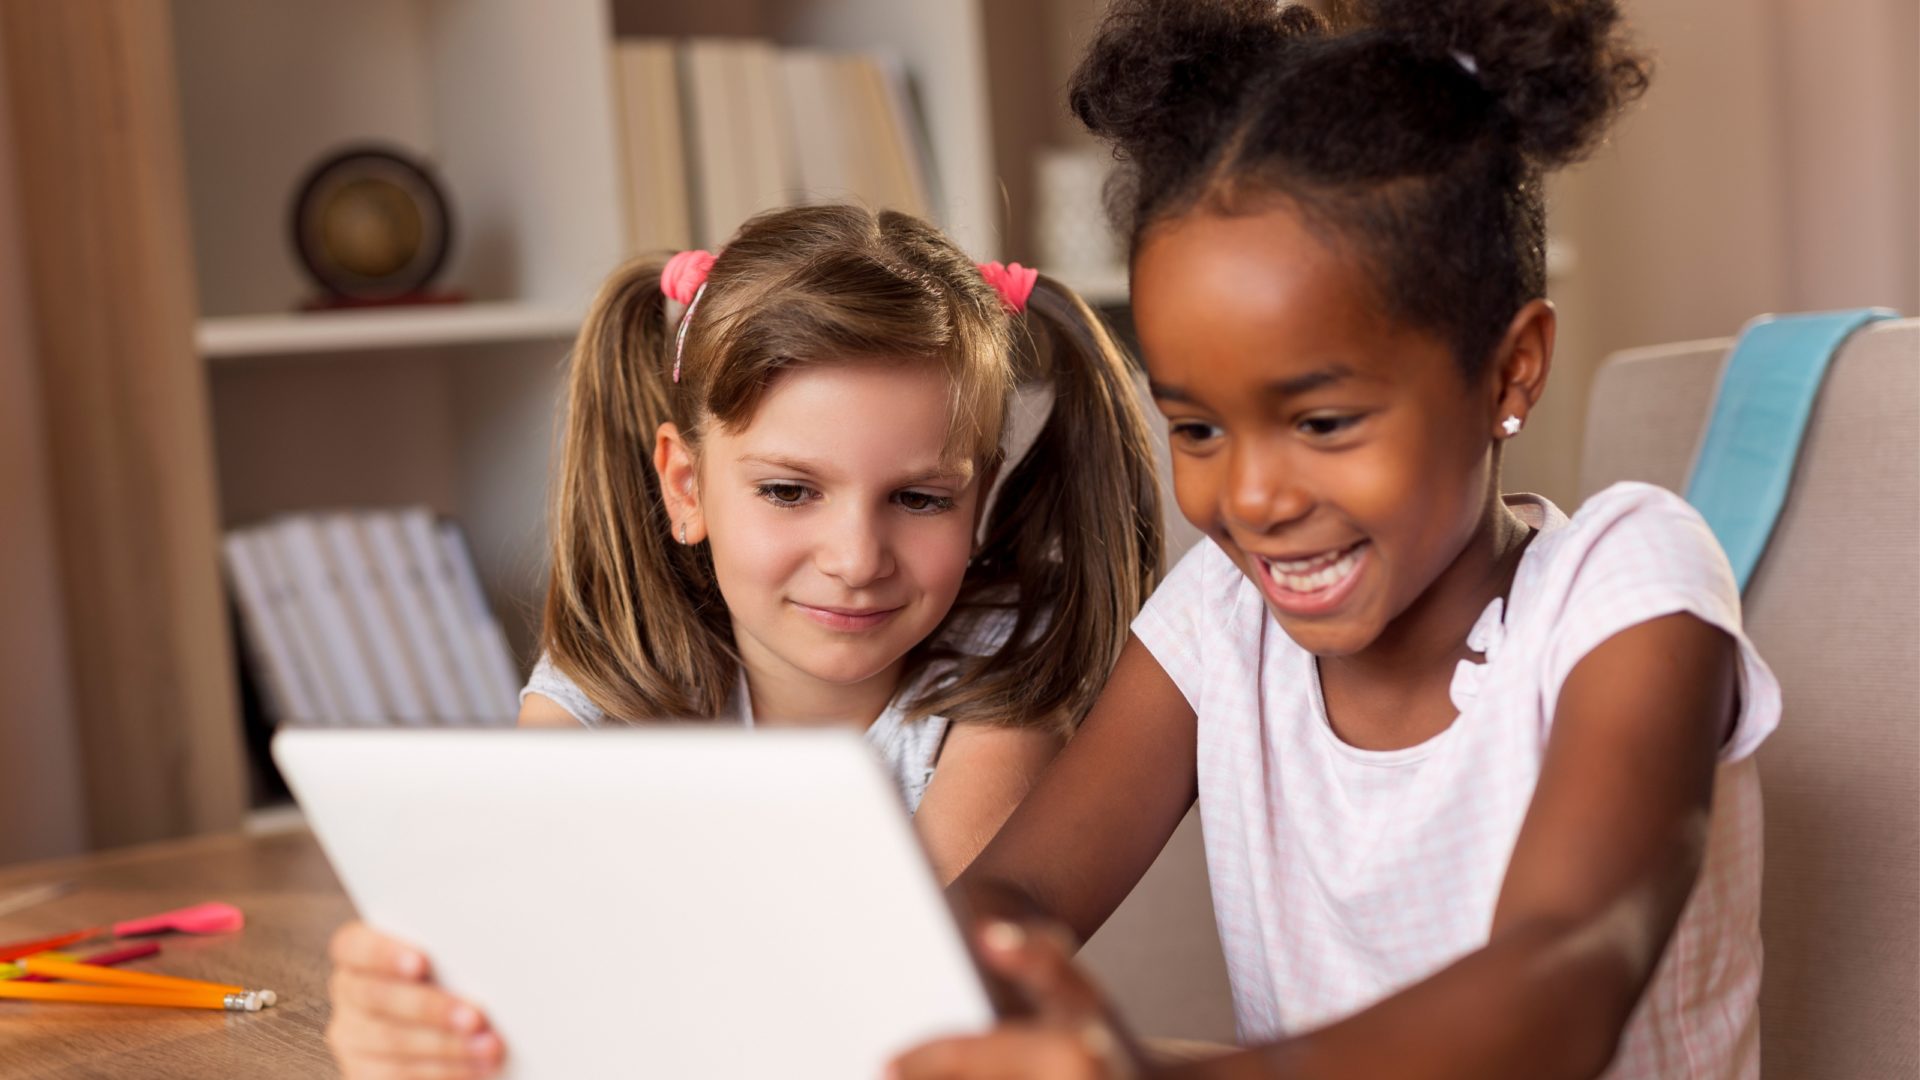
[0,0,245,849]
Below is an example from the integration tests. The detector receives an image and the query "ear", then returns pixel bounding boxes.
[652,422,708,544]
[1488,299,1555,441]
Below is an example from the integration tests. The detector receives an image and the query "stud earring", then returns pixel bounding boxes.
[1501,415,1524,437]
[678,521,688,545]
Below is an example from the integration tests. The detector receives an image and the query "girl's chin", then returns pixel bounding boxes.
[1268,609,1383,659]
[783,641,920,688]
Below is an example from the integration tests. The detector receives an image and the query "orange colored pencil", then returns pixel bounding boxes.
[0,981,268,1010]
[15,955,244,995]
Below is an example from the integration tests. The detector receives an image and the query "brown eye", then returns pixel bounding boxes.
[756,483,813,507]
[1169,421,1222,447]
[1298,415,1358,437]
[894,490,956,514]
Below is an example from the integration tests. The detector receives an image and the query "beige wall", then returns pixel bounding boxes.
[1501,0,1918,503]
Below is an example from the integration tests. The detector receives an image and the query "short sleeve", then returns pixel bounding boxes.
[1539,484,1781,763]
[1131,540,1229,712]
[521,652,605,728]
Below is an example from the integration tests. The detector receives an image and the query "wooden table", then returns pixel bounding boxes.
[0,824,352,1079]
[0,826,1233,1078]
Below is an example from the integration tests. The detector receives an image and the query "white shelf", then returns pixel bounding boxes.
[199,302,581,361]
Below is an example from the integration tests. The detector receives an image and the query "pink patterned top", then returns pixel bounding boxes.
[1133,482,1779,1078]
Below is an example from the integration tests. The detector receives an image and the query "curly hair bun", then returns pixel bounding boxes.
[1070,1,1323,167]
[1359,0,1650,166]
[1069,0,1651,375]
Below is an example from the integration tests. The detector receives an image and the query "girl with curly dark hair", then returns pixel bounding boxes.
[894,3,1778,1077]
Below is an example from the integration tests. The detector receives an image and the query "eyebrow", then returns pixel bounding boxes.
[739,454,824,476]
[737,454,972,486]
[1150,364,1359,404]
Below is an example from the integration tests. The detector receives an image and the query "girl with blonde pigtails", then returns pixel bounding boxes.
[322,202,1166,1079]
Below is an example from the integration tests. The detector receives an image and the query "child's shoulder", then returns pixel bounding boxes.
[1523,481,1733,604]
[1512,481,1743,668]
[1515,482,1780,760]
[1554,479,1707,536]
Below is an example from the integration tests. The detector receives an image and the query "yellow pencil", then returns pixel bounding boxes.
[16,955,244,995]
[0,981,269,1011]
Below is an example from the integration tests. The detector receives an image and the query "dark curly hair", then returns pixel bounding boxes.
[1070,0,1650,375]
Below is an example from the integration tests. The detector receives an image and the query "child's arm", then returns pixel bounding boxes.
[517,691,578,728]
[895,612,1737,1080]
[915,724,1064,884]
[947,634,1200,939]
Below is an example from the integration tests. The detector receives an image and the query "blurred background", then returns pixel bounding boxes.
[0,0,1911,902]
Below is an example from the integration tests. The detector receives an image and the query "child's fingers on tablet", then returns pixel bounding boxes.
[326,1005,473,1061]
[327,1009,503,1074]
[330,968,489,1033]
[331,920,431,979]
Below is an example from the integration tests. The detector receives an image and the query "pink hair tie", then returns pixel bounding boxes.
[661,249,717,383]
[661,249,716,304]
[977,261,1038,314]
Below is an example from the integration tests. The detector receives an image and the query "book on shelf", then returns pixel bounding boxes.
[780,49,856,205]
[611,36,935,252]
[247,527,348,723]
[611,39,693,255]
[271,517,388,724]
[396,508,520,723]
[734,38,800,231]
[318,515,432,725]
[220,509,524,727]
[845,52,930,219]
[357,512,475,723]
[679,38,797,249]
[221,532,323,726]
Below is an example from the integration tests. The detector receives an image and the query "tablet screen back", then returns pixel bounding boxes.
[274,727,993,1079]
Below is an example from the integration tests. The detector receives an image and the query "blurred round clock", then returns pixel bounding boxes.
[290,146,454,304]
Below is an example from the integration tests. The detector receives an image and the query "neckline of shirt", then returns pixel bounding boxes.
[726,667,917,741]
[1301,491,1568,767]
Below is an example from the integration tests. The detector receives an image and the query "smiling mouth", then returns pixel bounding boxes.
[1255,541,1368,602]
[790,602,904,631]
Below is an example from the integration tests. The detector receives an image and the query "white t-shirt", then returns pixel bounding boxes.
[1132,482,1779,1079]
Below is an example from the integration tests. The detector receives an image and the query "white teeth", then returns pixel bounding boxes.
[1265,545,1362,594]
[1269,549,1341,572]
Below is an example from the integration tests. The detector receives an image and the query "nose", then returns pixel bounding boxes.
[1221,438,1312,537]
[814,503,895,588]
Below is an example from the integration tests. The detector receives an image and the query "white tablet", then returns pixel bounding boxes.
[273,727,994,1079]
